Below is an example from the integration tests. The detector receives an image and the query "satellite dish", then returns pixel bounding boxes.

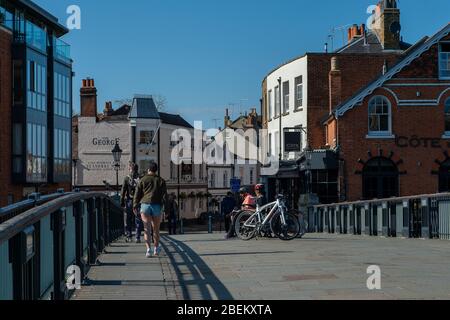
[390,21,401,34]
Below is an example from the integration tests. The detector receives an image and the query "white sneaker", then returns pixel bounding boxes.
[146,248,152,258]
[154,246,162,256]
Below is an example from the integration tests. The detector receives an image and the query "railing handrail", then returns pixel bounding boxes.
[0,192,119,246]
[0,192,68,220]
[312,192,450,209]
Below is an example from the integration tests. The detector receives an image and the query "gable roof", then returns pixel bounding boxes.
[128,95,160,119]
[334,23,450,118]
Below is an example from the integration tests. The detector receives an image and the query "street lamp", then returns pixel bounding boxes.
[111,142,123,196]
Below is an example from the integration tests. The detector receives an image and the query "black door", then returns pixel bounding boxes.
[363,157,399,200]
[371,206,378,236]
[410,199,422,238]
[356,207,362,235]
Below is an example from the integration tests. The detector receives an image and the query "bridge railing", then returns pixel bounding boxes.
[0,192,124,300]
[306,193,450,240]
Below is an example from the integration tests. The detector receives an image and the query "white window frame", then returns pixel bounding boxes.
[274,86,280,117]
[283,81,290,113]
[439,42,450,80]
[367,96,393,137]
[268,90,273,119]
[296,83,303,108]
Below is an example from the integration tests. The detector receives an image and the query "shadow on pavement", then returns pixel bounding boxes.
[161,235,234,300]
[199,251,293,257]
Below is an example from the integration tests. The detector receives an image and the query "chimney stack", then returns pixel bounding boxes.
[329,57,342,113]
[224,108,231,128]
[347,24,366,44]
[80,78,97,118]
[372,0,401,50]
[104,101,113,116]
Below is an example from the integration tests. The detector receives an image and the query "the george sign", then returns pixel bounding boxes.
[284,131,302,152]
[230,178,241,193]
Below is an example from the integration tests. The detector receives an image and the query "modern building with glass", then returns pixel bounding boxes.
[0,0,72,206]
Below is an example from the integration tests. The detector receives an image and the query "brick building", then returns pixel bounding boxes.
[0,0,72,207]
[325,23,450,201]
[261,0,410,206]
[73,79,208,220]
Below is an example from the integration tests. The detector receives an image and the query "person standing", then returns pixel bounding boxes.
[221,192,237,238]
[165,193,178,235]
[225,187,256,239]
[120,162,144,243]
[255,184,267,208]
[133,162,167,258]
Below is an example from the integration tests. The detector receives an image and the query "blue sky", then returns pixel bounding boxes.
[37,0,450,128]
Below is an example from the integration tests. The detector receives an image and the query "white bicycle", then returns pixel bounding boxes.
[234,195,300,241]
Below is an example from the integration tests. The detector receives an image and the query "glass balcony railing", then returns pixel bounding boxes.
[54,37,71,63]
[25,21,47,52]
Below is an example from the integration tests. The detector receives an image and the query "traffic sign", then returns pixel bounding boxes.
[230,178,241,193]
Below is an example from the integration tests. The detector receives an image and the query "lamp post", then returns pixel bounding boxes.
[111,142,123,196]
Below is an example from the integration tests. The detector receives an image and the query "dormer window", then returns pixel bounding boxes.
[439,43,450,79]
[368,96,392,137]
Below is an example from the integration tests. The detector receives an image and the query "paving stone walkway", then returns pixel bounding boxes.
[72,232,450,300]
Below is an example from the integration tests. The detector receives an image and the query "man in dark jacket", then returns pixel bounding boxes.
[133,162,167,258]
[221,192,237,237]
[165,193,178,235]
[121,162,144,242]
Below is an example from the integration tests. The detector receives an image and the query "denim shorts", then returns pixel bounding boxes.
[140,203,162,217]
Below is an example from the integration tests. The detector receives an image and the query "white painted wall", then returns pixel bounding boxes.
[75,117,131,187]
[266,55,308,160]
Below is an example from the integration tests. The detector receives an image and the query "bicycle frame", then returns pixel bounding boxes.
[243,198,287,230]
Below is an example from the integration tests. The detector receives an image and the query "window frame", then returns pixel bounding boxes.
[282,81,290,114]
[268,90,273,120]
[367,96,392,137]
[439,42,450,80]
[295,76,303,110]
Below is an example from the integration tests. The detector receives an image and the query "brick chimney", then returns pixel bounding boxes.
[347,24,365,43]
[80,78,97,117]
[371,0,401,50]
[103,101,113,116]
[329,57,342,113]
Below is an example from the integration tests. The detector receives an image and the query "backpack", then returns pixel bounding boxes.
[128,174,140,198]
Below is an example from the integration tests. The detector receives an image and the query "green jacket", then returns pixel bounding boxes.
[133,174,167,211]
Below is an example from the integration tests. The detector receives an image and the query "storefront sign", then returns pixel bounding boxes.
[284,131,302,152]
[395,136,450,149]
[86,161,124,171]
[92,137,120,146]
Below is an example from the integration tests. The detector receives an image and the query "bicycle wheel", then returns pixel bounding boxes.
[235,211,257,241]
[271,212,300,241]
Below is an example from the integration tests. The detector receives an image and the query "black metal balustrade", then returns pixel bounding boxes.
[0,192,124,300]
[306,193,450,240]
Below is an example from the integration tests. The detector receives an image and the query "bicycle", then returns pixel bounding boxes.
[234,195,300,241]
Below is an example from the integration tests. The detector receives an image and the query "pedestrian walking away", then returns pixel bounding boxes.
[120,162,144,243]
[133,162,167,258]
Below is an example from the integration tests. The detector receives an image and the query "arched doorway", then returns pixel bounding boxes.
[439,159,450,192]
[362,157,399,199]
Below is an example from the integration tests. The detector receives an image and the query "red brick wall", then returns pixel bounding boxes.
[307,53,402,150]
[0,28,22,207]
[336,41,450,201]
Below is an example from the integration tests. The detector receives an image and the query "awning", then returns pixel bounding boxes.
[298,149,338,171]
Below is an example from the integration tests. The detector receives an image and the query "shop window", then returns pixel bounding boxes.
[439,159,450,192]
[362,157,399,199]
[368,96,391,136]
